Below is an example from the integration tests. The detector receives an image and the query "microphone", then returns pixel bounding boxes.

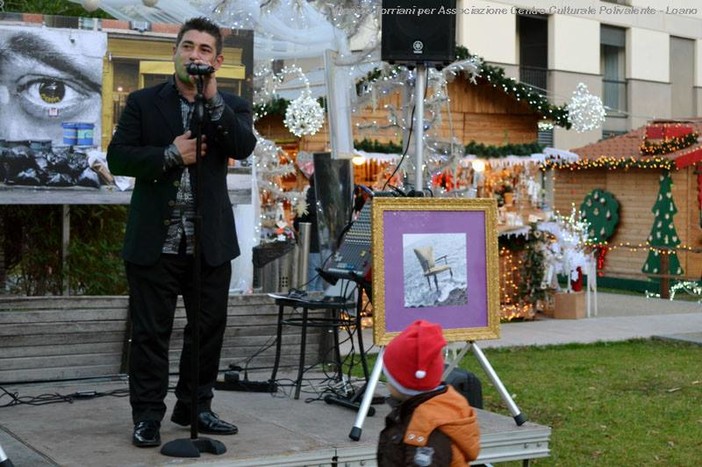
[186,62,215,76]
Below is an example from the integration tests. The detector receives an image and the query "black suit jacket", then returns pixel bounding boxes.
[106,79,257,266]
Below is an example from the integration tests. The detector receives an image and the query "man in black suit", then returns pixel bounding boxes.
[107,17,256,448]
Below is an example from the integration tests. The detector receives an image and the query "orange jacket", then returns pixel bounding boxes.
[377,385,481,466]
[404,385,481,466]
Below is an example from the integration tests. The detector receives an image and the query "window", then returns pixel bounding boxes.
[518,15,548,95]
[601,25,627,131]
[670,36,694,118]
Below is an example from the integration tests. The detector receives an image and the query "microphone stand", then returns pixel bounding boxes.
[161,73,226,458]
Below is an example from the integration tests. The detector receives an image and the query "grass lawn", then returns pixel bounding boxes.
[464,339,702,465]
[363,338,701,466]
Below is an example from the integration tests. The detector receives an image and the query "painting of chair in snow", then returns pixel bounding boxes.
[371,197,501,346]
[407,239,463,308]
[412,244,455,293]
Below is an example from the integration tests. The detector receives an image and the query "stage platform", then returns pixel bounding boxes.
[0,373,550,466]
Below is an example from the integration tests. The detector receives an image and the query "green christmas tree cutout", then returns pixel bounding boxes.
[642,171,684,276]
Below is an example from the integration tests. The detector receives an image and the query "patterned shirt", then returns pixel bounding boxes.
[161,78,225,255]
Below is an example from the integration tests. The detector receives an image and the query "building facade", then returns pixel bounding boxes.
[455,0,702,150]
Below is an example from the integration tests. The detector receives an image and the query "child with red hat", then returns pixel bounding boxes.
[377,320,481,466]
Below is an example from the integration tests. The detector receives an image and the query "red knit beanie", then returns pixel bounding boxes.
[383,320,446,395]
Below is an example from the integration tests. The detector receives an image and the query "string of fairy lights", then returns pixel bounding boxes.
[541,121,701,172]
[640,131,700,156]
[541,156,677,171]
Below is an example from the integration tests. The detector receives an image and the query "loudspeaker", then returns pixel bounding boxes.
[445,366,483,409]
[381,0,457,66]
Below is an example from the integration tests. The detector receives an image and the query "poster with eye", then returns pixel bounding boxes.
[0,25,107,187]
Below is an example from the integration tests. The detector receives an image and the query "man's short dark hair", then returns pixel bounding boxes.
[176,17,223,55]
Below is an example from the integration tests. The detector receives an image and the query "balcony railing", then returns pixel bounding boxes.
[519,66,547,95]
[602,78,627,115]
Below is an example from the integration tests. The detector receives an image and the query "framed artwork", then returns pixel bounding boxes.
[371,197,500,345]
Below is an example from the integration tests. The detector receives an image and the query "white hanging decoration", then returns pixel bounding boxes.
[81,0,101,12]
[284,94,325,137]
[566,82,606,132]
[273,65,324,137]
[294,196,309,218]
[255,64,324,136]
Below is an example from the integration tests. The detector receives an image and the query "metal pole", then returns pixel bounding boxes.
[0,443,14,467]
[298,222,311,290]
[470,342,527,425]
[414,64,426,191]
[62,205,70,295]
[349,348,385,441]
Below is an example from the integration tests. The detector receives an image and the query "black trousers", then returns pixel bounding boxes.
[125,254,231,424]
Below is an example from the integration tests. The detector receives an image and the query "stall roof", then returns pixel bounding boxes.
[571,119,702,169]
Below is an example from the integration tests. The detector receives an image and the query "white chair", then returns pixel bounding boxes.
[413,246,453,291]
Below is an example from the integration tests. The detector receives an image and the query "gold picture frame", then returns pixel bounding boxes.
[371,197,501,346]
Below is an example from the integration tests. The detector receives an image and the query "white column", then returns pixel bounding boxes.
[324,50,354,158]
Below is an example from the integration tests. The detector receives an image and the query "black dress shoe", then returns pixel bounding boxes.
[171,404,238,435]
[132,420,161,447]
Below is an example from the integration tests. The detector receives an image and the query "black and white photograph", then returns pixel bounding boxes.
[402,232,468,308]
[0,25,106,187]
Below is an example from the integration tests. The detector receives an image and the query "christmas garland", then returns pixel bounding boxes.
[454,46,571,129]
[541,156,676,171]
[254,97,327,121]
[355,138,543,157]
[354,46,571,129]
[254,97,289,121]
[639,132,699,156]
[354,138,404,154]
[465,140,544,158]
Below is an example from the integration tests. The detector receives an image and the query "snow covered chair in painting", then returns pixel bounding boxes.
[413,246,453,291]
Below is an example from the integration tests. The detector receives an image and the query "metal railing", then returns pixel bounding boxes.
[603,78,627,115]
[519,66,547,95]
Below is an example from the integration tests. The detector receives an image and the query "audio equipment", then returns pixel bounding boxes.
[323,200,373,282]
[381,0,457,67]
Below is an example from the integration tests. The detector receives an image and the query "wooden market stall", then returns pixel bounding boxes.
[550,119,702,293]
[254,65,565,317]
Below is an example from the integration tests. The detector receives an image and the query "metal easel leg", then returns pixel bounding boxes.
[469,341,527,426]
[348,348,384,441]
[0,443,14,467]
[349,338,527,441]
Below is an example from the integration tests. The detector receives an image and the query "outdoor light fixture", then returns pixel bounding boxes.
[81,0,101,12]
[351,154,366,166]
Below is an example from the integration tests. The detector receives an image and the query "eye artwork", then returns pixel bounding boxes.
[0,25,107,187]
[0,27,105,144]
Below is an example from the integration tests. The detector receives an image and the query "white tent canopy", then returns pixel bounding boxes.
[71,0,382,155]
[69,0,376,60]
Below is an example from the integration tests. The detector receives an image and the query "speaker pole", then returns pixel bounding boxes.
[414,64,426,191]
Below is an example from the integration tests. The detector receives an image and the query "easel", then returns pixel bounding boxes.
[349,339,526,441]
[0,442,14,467]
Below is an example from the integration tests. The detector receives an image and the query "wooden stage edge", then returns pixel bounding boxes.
[0,376,551,466]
